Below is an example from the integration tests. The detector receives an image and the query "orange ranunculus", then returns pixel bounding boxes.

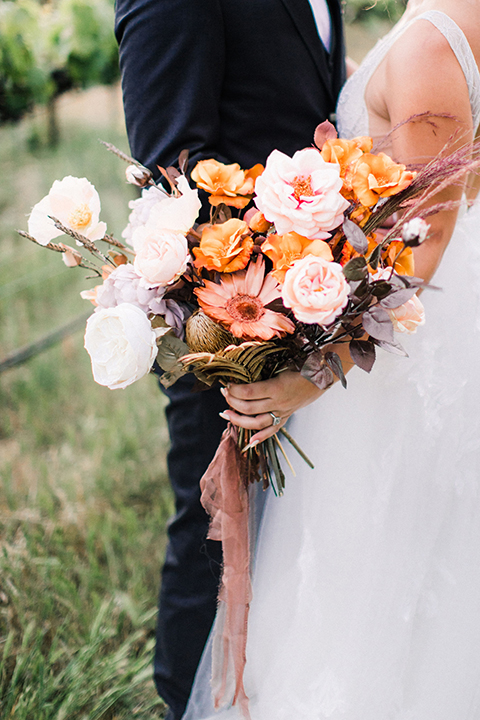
[261,231,333,283]
[348,153,416,208]
[193,218,253,273]
[191,159,264,209]
[321,136,373,178]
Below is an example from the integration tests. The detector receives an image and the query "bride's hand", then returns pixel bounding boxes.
[219,370,324,445]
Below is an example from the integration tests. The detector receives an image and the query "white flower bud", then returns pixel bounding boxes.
[125,164,153,188]
[401,217,429,246]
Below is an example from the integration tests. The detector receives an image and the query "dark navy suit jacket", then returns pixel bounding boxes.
[114,4,346,717]
[115,0,346,175]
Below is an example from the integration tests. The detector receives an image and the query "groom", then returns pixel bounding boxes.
[114,1,346,718]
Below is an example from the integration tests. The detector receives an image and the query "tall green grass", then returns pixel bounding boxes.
[0,89,170,719]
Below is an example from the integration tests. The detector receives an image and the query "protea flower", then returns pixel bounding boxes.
[194,258,295,340]
[185,310,239,352]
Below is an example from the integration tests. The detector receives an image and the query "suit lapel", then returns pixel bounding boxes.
[279,0,335,105]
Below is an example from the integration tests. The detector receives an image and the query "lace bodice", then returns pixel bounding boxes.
[337,10,480,139]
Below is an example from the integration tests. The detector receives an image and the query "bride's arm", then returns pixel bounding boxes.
[380,18,474,283]
[222,20,477,441]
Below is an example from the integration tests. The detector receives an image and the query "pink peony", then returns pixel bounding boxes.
[282,254,349,326]
[254,148,349,240]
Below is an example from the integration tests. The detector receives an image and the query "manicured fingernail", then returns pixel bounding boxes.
[219,411,230,421]
[220,387,227,396]
[242,439,259,452]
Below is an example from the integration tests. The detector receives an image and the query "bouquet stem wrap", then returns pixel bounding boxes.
[200,424,252,720]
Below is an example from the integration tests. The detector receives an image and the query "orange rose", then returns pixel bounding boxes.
[193,218,253,273]
[384,240,415,276]
[366,238,415,276]
[248,211,272,234]
[348,153,416,208]
[191,159,264,209]
[261,231,333,283]
[321,136,373,178]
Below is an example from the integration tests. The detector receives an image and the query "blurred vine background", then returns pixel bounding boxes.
[0,1,405,718]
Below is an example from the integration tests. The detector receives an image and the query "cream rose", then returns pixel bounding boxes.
[254,148,349,240]
[123,176,201,250]
[389,294,426,334]
[84,303,158,389]
[282,254,349,326]
[28,176,107,246]
[133,229,189,287]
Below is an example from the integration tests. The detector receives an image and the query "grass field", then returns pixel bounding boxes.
[0,17,390,717]
[0,86,171,719]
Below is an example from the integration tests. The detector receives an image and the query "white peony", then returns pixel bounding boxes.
[133,229,189,287]
[122,175,201,251]
[28,176,107,246]
[254,148,349,240]
[84,303,158,389]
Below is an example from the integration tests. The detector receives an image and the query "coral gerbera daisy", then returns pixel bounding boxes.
[194,258,295,340]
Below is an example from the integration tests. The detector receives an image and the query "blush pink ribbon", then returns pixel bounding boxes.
[200,423,252,720]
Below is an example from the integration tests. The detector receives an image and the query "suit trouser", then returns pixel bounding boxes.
[154,374,227,720]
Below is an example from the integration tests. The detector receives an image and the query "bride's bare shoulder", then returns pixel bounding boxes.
[382,13,474,125]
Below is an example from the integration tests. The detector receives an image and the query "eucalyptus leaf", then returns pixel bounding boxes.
[349,339,376,373]
[325,351,347,389]
[343,218,369,254]
[371,280,393,299]
[343,256,368,281]
[178,149,189,174]
[368,243,383,271]
[380,287,418,309]
[362,306,395,343]
[373,338,409,357]
[301,352,335,390]
[156,334,190,371]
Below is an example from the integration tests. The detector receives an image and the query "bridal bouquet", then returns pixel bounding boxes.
[20,120,480,718]
[21,121,436,493]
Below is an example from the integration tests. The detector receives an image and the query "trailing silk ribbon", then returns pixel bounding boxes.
[200,423,252,720]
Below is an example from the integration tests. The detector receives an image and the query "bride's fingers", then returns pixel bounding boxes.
[221,388,273,417]
[224,381,272,402]
[219,409,286,433]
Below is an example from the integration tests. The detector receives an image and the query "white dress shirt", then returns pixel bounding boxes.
[308,0,332,52]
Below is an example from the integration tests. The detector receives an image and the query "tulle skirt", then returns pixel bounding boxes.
[184,200,480,720]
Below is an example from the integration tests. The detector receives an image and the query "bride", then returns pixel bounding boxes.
[185,1,480,718]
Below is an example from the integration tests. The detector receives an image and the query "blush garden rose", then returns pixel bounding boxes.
[281,254,349,326]
[133,229,189,287]
[254,148,349,240]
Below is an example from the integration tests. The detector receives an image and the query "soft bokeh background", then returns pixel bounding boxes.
[0,2,404,718]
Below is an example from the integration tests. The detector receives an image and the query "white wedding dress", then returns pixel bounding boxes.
[184,11,480,720]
